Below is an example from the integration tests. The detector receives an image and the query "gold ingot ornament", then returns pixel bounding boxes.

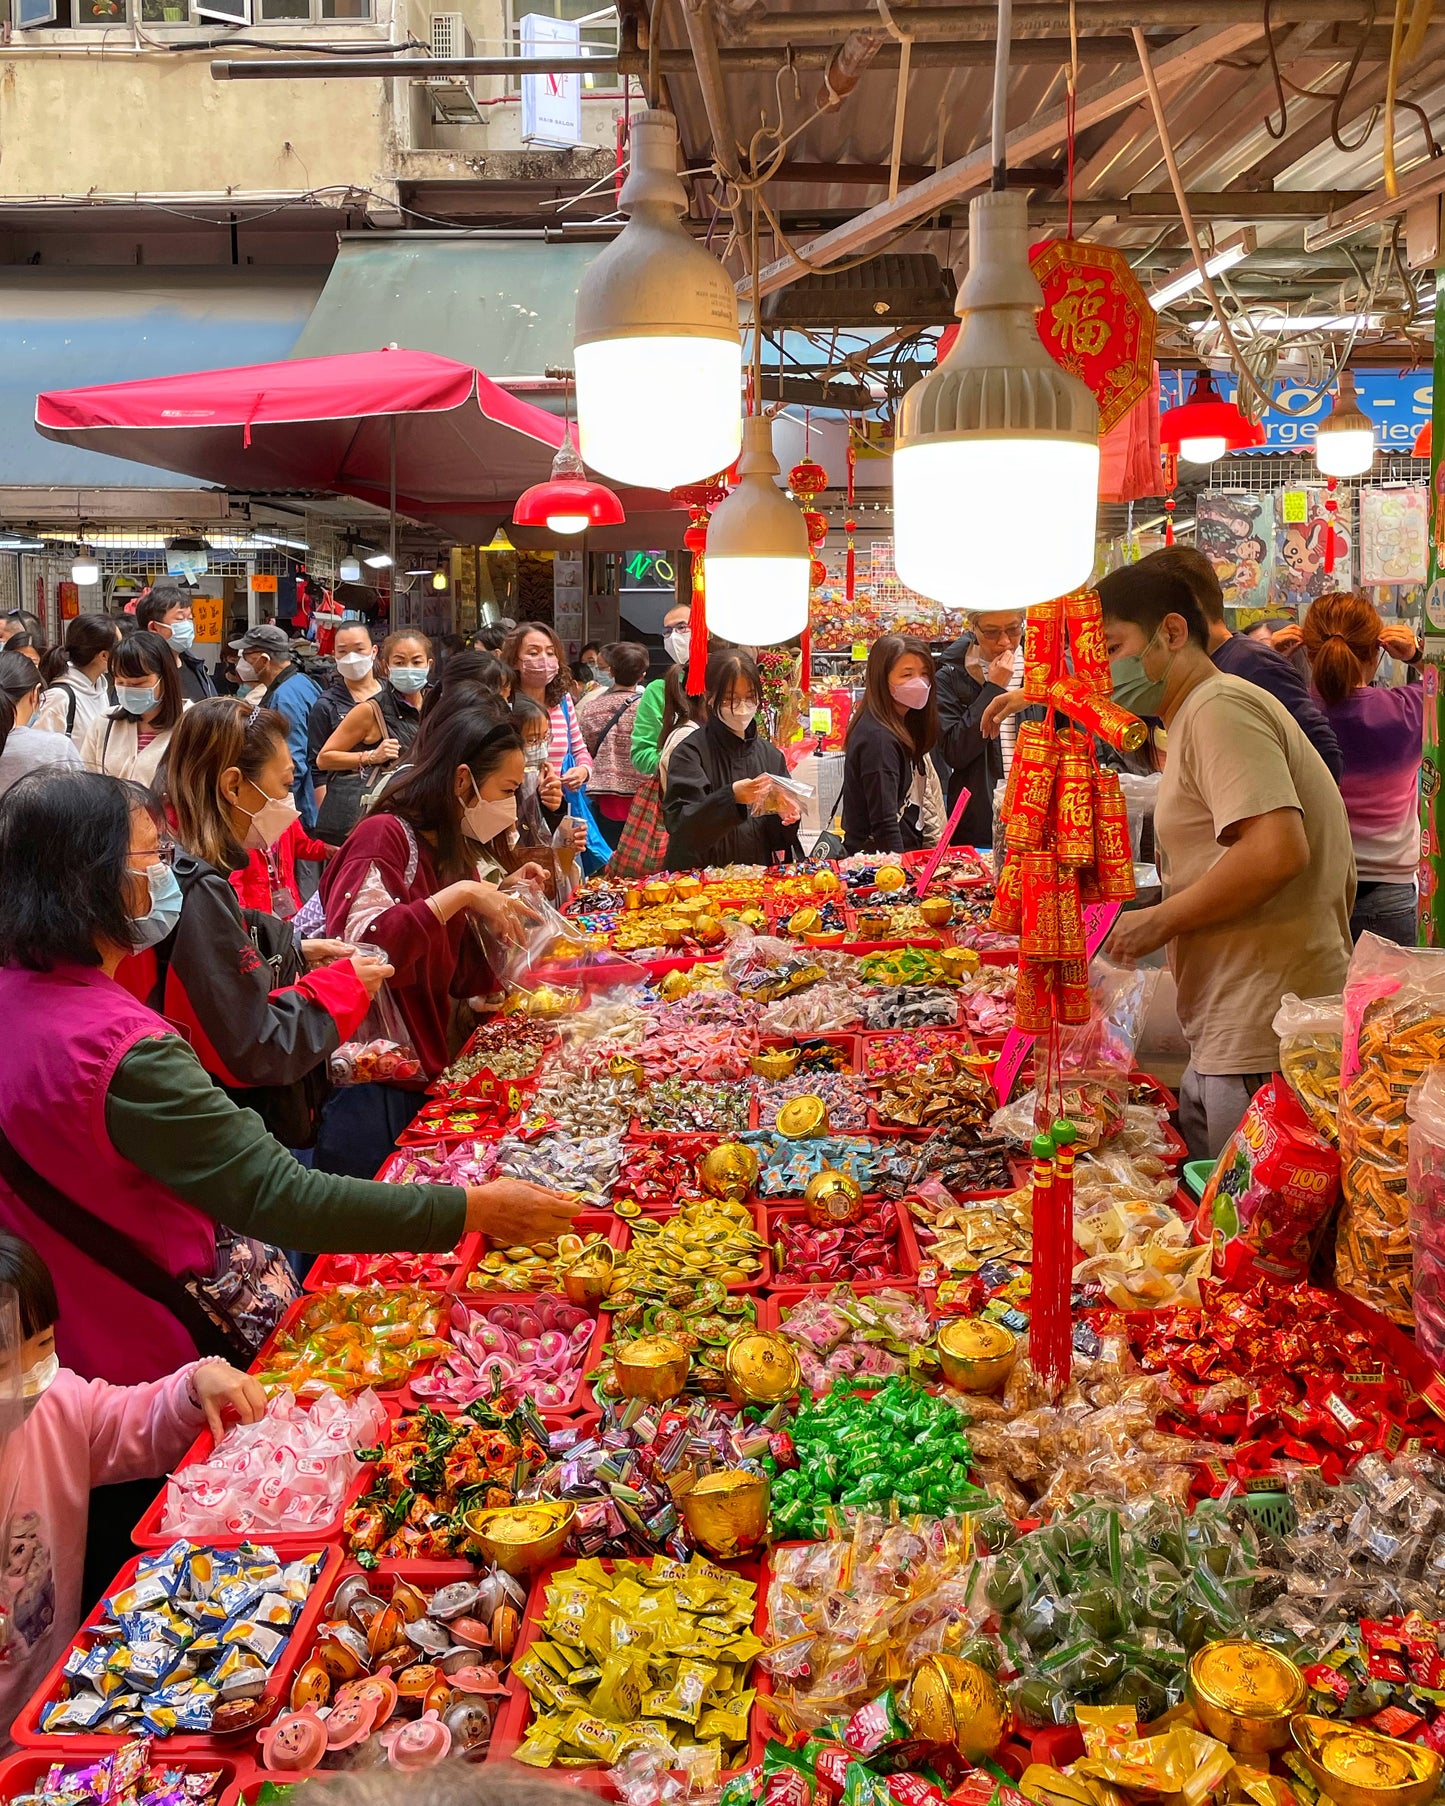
[787,907,822,936]
[1291,1716,1443,1806]
[463,1500,576,1576]
[561,1242,615,1308]
[905,1655,1008,1761]
[698,1141,759,1202]
[777,1094,829,1139]
[937,1318,1017,1393]
[920,896,955,927]
[678,1469,769,1559]
[612,1333,690,1402]
[803,1166,863,1226]
[750,1047,800,1080]
[875,864,907,893]
[608,1054,646,1086]
[1187,1640,1306,1754]
[724,1330,801,1406]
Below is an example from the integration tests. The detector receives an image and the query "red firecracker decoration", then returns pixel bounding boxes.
[790,456,829,701]
[671,478,727,696]
[1164,498,1176,547]
[1323,477,1340,576]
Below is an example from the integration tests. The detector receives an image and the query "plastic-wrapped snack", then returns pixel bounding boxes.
[1273,992,1344,1144]
[1409,1066,1445,1369]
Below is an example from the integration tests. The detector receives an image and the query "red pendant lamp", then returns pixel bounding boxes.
[1415,421,1432,458]
[1159,368,1264,466]
[513,414,626,537]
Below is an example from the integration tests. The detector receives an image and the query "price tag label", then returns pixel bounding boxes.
[851,640,868,662]
[809,706,833,734]
[1281,490,1308,524]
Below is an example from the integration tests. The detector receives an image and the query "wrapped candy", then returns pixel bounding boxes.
[862,1029,971,1079]
[468,1227,615,1293]
[160,1386,388,1538]
[253,1286,449,1398]
[508,1554,761,1771]
[435,1016,557,1088]
[756,1070,870,1133]
[5,1742,230,1806]
[526,1073,640,1137]
[409,1295,599,1414]
[38,1542,326,1737]
[642,1079,751,1134]
[759,980,868,1036]
[871,1049,995,1136]
[493,1132,625,1201]
[742,1132,917,1197]
[774,1286,933,1393]
[771,1205,907,1287]
[861,987,960,1031]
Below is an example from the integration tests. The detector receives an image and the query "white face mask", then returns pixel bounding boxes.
[462,785,518,843]
[336,651,374,681]
[235,658,259,685]
[664,628,691,665]
[237,782,300,852]
[22,1351,58,1403]
[720,701,757,736]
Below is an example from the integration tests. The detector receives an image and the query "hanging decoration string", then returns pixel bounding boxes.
[1065,0,1079,238]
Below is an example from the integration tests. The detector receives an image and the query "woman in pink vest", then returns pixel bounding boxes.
[0,768,578,1388]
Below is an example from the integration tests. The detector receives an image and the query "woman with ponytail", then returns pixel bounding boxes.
[1300,592,1424,945]
[0,650,82,797]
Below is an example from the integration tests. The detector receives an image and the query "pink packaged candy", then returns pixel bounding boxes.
[408,1293,597,1412]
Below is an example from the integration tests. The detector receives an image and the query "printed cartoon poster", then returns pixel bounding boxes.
[1360,486,1428,585]
[1272,485,1354,608]
[1196,492,1274,606]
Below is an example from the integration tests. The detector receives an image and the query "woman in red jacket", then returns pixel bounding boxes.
[229,817,335,918]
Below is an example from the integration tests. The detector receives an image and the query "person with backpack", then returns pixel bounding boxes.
[0,650,84,797]
[77,631,187,789]
[34,614,119,740]
[229,624,322,827]
[576,640,649,851]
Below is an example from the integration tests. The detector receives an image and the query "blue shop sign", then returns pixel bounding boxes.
[1159,366,1431,454]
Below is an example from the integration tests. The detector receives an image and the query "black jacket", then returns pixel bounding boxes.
[840,709,923,855]
[936,633,1006,848]
[663,715,801,870]
[176,648,217,704]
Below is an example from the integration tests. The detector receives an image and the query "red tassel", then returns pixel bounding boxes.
[800,625,811,693]
[687,571,708,696]
[1164,498,1176,547]
[1323,477,1339,576]
[1031,1118,1075,1398]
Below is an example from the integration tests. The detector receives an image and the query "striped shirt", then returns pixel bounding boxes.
[547,696,591,775]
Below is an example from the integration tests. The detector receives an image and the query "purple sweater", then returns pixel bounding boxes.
[1211,632,1343,782]
[1317,682,1424,883]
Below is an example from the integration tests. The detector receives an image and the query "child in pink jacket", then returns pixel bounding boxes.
[0,1235,264,1745]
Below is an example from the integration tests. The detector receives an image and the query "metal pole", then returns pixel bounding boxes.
[389,418,398,589]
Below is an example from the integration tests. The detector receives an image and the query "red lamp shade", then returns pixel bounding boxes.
[513,424,625,535]
[1415,421,1432,458]
[1159,368,1265,465]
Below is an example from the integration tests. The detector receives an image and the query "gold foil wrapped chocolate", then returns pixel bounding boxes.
[678,1469,770,1559]
[750,1047,801,1081]
[607,1054,646,1087]
[803,1165,864,1226]
[723,1330,801,1406]
[1187,1639,1305,1754]
[1291,1715,1443,1806]
[904,1655,1007,1761]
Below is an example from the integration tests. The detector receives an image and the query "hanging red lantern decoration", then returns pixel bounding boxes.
[671,478,727,695]
[1158,369,1265,463]
[789,457,829,696]
[1028,240,1156,434]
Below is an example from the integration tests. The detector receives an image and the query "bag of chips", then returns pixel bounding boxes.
[1192,1076,1339,1286]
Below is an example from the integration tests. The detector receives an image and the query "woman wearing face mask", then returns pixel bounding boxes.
[663,651,802,871]
[307,621,380,833]
[0,650,84,797]
[314,631,432,841]
[150,698,387,1145]
[508,694,588,893]
[576,642,650,850]
[0,771,579,1394]
[33,614,120,741]
[0,1233,265,1729]
[77,631,187,788]
[315,702,547,1177]
[841,635,942,854]
[502,624,590,792]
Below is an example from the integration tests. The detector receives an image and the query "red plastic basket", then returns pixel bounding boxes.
[131,1405,397,1552]
[764,1198,921,1296]
[613,1203,772,1293]
[249,1288,454,1401]
[0,1750,253,1806]
[11,1544,345,1755]
[455,1212,629,1298]
[859,1028,976,1076]
[485,1553,769,1792]
[302,1234,484,1295]
[403,1292,609,1421]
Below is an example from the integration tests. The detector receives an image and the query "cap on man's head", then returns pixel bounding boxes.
[230,624,292,659]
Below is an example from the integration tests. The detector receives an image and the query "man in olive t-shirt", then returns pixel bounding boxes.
[1098,555,1355,1161]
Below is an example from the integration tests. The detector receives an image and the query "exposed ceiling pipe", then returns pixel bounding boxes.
[729,0,1366,42]
[817,27,888,108]
[681,0,747,191]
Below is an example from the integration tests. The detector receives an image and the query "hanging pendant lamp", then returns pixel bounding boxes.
[1314,369,1376,477]
[573,109,742,489]
[893,188,1100,609]
[1159,368,1265,465]
[704,413,811,645]
[513,423,626,536]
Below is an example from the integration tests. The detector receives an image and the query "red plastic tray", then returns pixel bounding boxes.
[303,1234,484,1295]
[764,1198,921,1296]
[485,1553,769,1791]
[11,1544,345,1755]
[403,1291,609,1421]
[132,1405,396,1551]
[454,1211,628,1299]
[614,1203,772,1293]
[248,1288,454,1401]
[0,1750,253,1806]
[859,1028,977,1076]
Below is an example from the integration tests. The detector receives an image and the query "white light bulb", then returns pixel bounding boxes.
[705,556,811,643]
[893,439,1100,609]
[339,556,362,582]
[545,512,591,535]
[1178,436,1228,465]
[1315,426,1375,477]
[575,338,742,489]
[71,560,100,585]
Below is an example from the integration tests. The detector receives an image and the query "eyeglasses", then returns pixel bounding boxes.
[127,837,176,870]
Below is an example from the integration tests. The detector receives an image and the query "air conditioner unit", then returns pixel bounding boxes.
[428,12,483,122]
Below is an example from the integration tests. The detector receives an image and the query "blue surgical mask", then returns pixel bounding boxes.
[167,620,195,652]
[388,667,429,693]
[131,861,182,950]
[117,686,158,716]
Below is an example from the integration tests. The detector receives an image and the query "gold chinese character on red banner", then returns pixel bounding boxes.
[1029,240,1155,434]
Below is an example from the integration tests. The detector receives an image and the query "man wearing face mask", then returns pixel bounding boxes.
[1096,559,1355,1162]
[137,586,216,705]
[935,609,1024,848]
[631,602,694,779]
[230,625,323,829]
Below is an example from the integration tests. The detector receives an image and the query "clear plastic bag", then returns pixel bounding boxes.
[746,771,812,824]
[1408,1066,1445,1368]
[1337,933,1445,1323]
[329,943,423,1086]
[1273,991,1344,1145]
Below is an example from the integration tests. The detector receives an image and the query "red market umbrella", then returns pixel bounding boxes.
[35,347,572,535]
